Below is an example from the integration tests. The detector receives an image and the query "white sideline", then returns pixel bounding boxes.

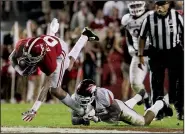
[1,127,153,133]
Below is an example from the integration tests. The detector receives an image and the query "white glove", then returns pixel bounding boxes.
[49,18,59,35]
[22,109,37,122]
[83,109,100,123]
[83,108,96,121]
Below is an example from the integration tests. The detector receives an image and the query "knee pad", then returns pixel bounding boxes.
[131,84,145,93]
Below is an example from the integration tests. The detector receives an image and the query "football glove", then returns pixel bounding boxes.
[22,109,37,122]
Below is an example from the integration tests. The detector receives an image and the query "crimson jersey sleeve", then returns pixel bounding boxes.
[37,35,63,76]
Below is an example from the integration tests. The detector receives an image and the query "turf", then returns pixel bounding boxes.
[1,103,183,130]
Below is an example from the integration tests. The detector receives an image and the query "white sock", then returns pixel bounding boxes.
[164,93,169,104]
[61,93,84,115]
[146,100,164,116]
[26,80,34,102]
[144,92,149,99]
[68,35,88,60]
[125,94,142,109]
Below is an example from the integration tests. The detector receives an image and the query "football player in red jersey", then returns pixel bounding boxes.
[9,18,99,122]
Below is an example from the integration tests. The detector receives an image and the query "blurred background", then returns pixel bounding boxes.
[0,1,183,104]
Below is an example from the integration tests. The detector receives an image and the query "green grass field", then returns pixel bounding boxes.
[1,103,183,132]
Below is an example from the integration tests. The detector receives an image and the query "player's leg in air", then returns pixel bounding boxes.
[117,91,173,126]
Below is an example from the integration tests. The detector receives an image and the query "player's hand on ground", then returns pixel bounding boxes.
[83,108,96,121]
[138,56,145,70]
[22,109,37,122]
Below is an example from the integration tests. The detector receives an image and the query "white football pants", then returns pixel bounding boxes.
[116,99,145,126]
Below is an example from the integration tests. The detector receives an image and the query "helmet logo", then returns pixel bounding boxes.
[87,84,96,93]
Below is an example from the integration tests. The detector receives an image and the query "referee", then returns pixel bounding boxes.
[138,1,184,120]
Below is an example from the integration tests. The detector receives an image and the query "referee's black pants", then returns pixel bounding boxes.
[148,45,184,110]
[168,46,184,112]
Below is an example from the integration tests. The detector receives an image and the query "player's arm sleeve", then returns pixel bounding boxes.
[98,89,114,107]
[177,12,184,46]
[125,29,134,46]
[139,16,150,40]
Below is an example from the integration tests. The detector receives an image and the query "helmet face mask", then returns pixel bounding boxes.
[22,43,46,65]
[17,56,37,75]
[127,1,146,17]
[75,79,97,108]
[16,38,47,75]
[75,94,95,108]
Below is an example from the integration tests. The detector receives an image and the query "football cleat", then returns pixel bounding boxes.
[154,110,164,121]
[176,110,184,120]
[137,89,145,105]
[157,96,173,117]
[82,27,99,41]
[136,89,151,110]
[177,112,184,120]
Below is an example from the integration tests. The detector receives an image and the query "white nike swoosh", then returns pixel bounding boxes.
[90,37,95,40]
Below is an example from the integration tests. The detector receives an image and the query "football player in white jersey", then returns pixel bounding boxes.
[71,79,173,126]
[121,1,153,110]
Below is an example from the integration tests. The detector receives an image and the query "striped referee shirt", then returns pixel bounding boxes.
[139,9,183,50]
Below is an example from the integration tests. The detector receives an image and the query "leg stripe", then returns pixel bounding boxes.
[57,60,65,87]
[61,50,66,59]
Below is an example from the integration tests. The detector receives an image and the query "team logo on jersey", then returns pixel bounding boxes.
[133,29,140,37]
[41,44,50,52]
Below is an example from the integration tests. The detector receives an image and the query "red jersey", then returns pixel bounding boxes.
[15,35,66,76]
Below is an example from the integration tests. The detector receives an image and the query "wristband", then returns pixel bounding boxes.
[138,55,143,57]
[31,101,42,111]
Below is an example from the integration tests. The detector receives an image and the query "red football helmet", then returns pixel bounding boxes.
[22,37,47,65]
[75,79,97,107]
[16,37,47,75]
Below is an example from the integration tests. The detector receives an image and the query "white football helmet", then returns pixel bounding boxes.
[75,79,96,108]
[127,1,146,17]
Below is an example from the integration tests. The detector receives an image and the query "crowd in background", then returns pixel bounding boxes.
[1,1,183,103]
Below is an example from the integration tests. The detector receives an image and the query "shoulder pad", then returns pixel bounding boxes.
[121,13,130,27]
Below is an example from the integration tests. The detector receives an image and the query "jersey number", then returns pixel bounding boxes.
[43,36,58,47]
[133,29,140,38]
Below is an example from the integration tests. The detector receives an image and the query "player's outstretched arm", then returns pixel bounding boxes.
[22,75,51,122]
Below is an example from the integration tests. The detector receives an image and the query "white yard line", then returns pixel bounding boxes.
[1,127,156,133]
